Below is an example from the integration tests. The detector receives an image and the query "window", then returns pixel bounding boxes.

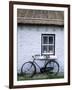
[41,34,55,55]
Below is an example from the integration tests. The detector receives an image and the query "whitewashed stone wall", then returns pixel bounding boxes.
[17,25,64,74]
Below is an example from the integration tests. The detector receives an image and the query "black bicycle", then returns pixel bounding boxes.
[21,54,59,78]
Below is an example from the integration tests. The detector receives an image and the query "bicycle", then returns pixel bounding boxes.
[21,54,59,78]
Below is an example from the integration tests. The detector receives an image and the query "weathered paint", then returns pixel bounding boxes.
[17,25,64,74]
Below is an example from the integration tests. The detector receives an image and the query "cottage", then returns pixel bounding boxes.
[17,9,64,75]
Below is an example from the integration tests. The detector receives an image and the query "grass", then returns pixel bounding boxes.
[17,72,64,81]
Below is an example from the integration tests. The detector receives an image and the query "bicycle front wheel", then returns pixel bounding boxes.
[45,60,59,76]
[21,61,36,78]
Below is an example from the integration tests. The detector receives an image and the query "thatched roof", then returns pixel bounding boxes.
[17,9,64,25]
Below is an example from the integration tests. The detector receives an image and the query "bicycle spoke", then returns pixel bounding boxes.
[21,62,36,78]
[45,60,59,76]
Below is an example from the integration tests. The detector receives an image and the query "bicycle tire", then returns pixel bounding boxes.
[45,60,59,76]
[21,61,36,78]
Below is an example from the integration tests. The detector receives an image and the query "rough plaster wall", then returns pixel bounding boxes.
[17,25,64,74]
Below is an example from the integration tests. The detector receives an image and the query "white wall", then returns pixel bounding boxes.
[17,25,64,73]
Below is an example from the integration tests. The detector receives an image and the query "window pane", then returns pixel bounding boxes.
[43,36,48,44]
[49,36,53,44]
[41,34,55,55]
[48,45,54,53]
[42,46,47,53]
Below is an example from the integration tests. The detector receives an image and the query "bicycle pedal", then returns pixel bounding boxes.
[46,67,53,71]
[40,67,45,73]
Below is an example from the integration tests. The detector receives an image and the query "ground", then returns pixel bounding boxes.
[17,72,64,81]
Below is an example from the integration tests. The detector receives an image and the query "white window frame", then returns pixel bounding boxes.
[41,34,55,55]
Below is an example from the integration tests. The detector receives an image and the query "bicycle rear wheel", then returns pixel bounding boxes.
[21,61,36,78]
[45,60,59,76]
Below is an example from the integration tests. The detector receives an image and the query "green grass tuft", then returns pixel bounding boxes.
[17,72,64,81]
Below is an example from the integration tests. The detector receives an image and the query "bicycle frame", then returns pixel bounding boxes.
[21,55,59,78]
[32,56,49,72]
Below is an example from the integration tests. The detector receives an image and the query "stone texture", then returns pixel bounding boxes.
[17,25,64,73]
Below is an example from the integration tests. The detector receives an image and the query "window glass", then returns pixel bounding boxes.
[43,36,48,44]
[42,46,47,53]
[48,45,54,53]
[49,36,53,44]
